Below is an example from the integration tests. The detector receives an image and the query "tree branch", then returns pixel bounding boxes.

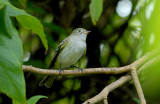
[131,68,146,104]
[103,98,108,104]
[23,48,159,75]
[82,74,131,104]
[82,51,160,104]
[22,65,131,75]
[22,48,160,104]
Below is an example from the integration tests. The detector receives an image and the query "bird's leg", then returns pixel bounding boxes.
[71,65,83,71]
[59,64,64,74]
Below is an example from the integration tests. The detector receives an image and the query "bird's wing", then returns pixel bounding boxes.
[83,48,87,56]
[49,38,68,68]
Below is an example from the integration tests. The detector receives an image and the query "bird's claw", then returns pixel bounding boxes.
[72,65,83,72]
[59,64,64,74]
[59,68,64,74]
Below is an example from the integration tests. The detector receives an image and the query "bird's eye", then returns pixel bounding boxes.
[77,30,81,33]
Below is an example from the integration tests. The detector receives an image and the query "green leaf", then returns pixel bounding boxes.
[16,15,48,50]
[0,7,26,104]
[0,0,48,50]
[27,95,47,104]
[89,0,103,25]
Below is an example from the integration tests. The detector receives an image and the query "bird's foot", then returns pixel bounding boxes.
[71,65,83,71]
[59,68,64,74]
[59,64,64,74]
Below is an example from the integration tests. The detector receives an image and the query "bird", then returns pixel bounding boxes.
[39,28,90,88]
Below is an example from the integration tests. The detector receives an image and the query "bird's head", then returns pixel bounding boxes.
[71,28,91,41]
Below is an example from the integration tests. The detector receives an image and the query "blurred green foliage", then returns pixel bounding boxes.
[136,0,160,103]
[0,0,160,104]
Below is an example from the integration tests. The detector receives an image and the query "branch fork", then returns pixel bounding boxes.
[23,49,160,104]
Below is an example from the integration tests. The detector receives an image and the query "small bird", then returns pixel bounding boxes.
[39,28,90,88]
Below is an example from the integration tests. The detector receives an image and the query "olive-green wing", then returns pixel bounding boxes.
[49,38,68,68]
[83,48,87,56]
[39,39,68,87]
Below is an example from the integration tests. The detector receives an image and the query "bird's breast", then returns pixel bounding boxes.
[54,39,86,69]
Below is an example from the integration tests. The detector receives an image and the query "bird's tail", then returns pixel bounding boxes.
[39,75,56,88]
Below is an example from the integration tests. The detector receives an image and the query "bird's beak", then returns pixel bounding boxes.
[83,31,91,35]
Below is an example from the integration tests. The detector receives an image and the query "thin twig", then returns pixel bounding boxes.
[131,68,146,104]
[82,74,131,104]
[138,54,160,73]
[103,97,108,104]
